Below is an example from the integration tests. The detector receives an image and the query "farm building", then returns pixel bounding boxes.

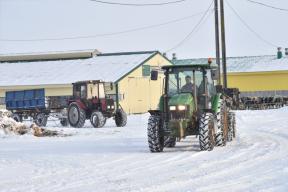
[0,50,172,114]
[172,53,288,97]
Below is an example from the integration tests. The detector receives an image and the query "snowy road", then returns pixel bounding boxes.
[0,108,288,192]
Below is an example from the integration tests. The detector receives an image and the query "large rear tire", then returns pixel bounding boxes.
[115,109,127,127]
[90,111,106,128]
[148,115,164,152]
[68,102,86,128]
[215,99,229,146]
[199,113,216,151]
[34,113,48,127]
[228,112,237,141]
[164,136,176,148]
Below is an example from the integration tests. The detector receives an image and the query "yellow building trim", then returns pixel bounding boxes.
[227,71,288,92]
[228,70,288,76]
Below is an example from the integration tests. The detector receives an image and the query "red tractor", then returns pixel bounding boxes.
[67,80,127,128]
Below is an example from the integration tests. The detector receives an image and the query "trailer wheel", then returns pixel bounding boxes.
[115,109,127,127]
[90,111,106,128]
[68,102,86,128]
[60,118,68,127]
[199,113,216,151]
[12,113,22,122]
[148,115,164,152]
[34,113,48,127]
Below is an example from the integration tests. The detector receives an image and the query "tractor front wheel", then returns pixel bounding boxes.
[90,111,106,128]
[115,109,127,127]
[199,113,216,151]
[147,115,164,152]
[68,102,86,128]
[34,113,48,127]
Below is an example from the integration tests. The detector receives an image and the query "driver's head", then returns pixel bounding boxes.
[185,75,192,84]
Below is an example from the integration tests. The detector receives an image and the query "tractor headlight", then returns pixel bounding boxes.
[107,106,111,109]
[178,105,187,111]
[169,106,176,111]
[111,105,115,109]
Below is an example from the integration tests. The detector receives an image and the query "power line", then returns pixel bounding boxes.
[90,0,189,6]
[0,11,210,42]
[246,0,288,12]
[226,1,278,47]
[165,1,213,52]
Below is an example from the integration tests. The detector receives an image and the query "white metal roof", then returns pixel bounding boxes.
[173,55,288,73]
[0,51,157,87]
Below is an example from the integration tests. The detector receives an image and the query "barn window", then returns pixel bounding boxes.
[142,65,151,76]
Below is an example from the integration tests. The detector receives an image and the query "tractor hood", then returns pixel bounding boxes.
[168,93,195,109]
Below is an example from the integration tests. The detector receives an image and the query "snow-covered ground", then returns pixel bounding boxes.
[0,108,288,192]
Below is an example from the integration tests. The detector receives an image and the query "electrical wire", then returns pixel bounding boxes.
[0,11,210,42]
[226,1,278,47]
[165,1,214,52]
[246,0,288,12]
[90,0,189,6]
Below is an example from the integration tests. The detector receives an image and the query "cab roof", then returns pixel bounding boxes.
[162,63,218,70]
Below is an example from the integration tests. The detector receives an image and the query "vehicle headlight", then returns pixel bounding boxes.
[107,105,111,109]
[111,105,115,109]
[178,105,187,111]
[169,106,176,111]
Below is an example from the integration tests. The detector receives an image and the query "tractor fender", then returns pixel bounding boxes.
[148,110,161,116]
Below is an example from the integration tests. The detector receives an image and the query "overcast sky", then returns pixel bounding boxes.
[0,0,287,59]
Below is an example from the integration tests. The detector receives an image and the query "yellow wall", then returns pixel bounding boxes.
[227,71,288,92]
[118,53,171,114]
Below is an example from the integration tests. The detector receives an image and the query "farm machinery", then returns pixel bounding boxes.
[147,62,236,152]
[5,80,127,128]
[67,80,127,128]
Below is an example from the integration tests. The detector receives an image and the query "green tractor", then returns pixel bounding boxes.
[147,61,236,152]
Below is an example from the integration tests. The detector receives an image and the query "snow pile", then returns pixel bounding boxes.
[0,110,70,137]
[0,110,29,135]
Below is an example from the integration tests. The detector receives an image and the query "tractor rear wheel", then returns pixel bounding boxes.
[115,109,127,127]
[12,113,22,122]
[199,113,216,151]
[90,111,106,128]
[228,112,237,141]
[164,136,176,148]
[215,99,228,146]
[68,102,86,128]
[34,113,48,127]
[148,115,164,152]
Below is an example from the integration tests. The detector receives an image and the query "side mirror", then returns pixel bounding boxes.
[211,69,219,80]
[151,70,158,81]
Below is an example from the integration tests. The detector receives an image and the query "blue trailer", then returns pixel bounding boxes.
[5,89,69,127]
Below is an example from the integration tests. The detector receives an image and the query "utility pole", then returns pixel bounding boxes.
[214,0,221,85]
[220,0,228,88]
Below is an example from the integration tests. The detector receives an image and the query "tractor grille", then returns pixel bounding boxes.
[169,110,187,120]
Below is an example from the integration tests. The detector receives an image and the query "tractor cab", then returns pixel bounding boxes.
[162,64,218,113]
[68,80,127,128]
[147,61,236,152]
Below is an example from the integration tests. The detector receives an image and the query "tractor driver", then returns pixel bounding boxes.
[181,75,196,93]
